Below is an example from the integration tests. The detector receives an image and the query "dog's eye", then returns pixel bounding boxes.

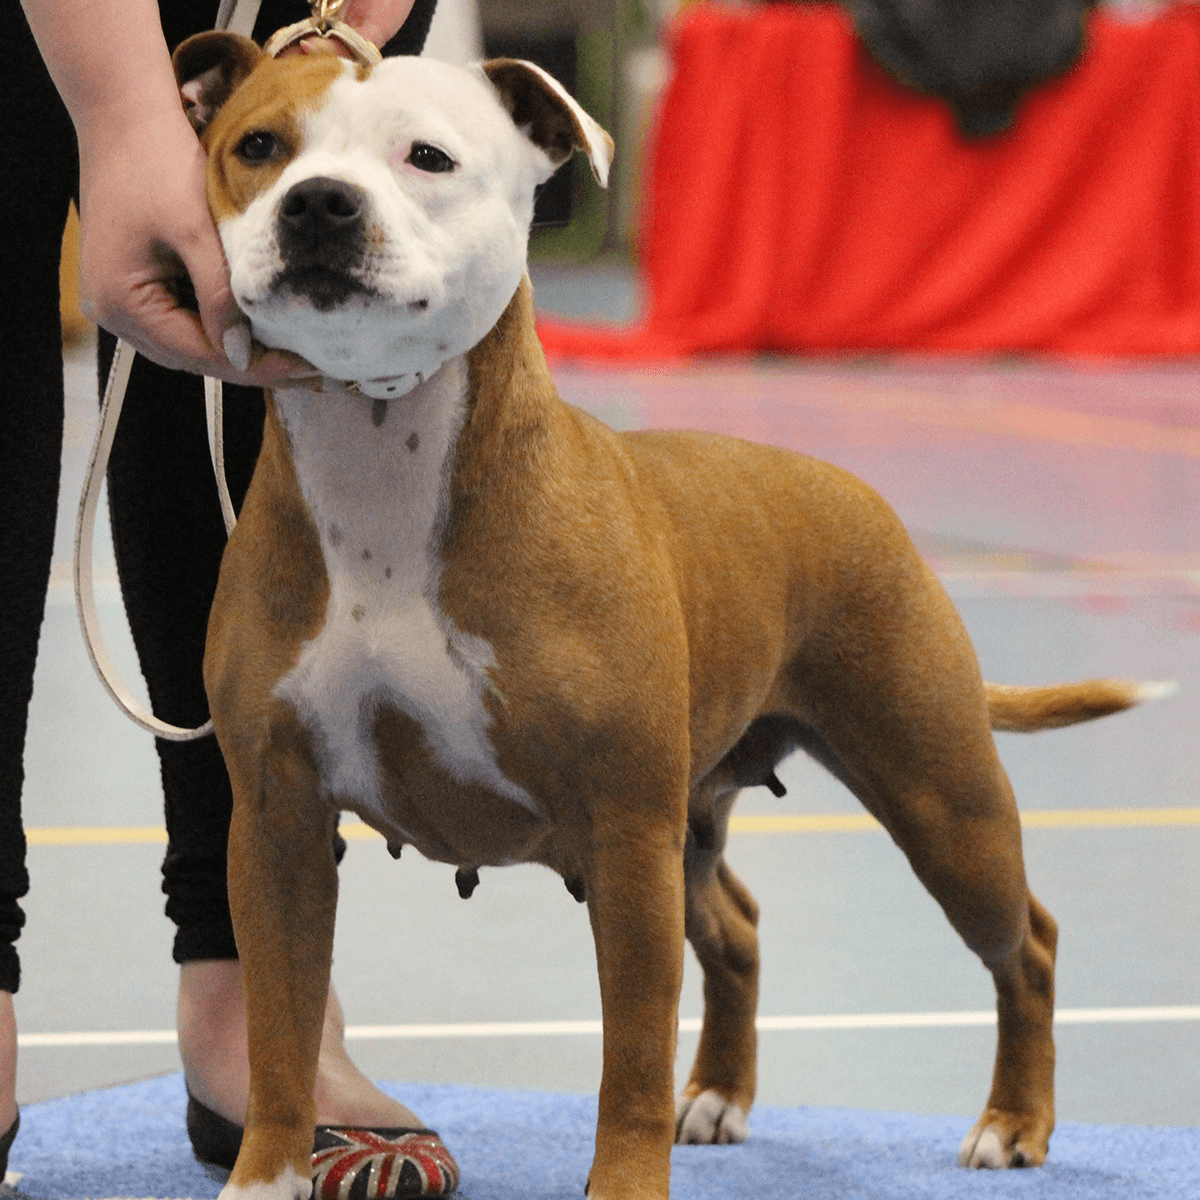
[236,131,281,164]
[407,143,456,174]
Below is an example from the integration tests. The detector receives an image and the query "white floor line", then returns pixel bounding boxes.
[18,1030,180,1047]
[17,1005,1200,1048]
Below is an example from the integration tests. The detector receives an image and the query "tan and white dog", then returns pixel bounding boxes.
[176,33,1163,1200]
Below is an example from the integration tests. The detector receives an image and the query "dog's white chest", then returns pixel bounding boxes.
[272,362,535,823]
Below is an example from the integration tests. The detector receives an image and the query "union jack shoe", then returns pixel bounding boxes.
[187,1093,461,1197]
[312,1126,460,1199]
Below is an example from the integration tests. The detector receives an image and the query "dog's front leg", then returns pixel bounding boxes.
[219,706,338,1200]
[585,814,687,1200]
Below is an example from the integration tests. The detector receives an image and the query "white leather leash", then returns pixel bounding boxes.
[216,0,264,38]
[74,342,235,740]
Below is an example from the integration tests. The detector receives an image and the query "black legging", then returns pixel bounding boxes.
[1,0,437,990]
[0,9,76,992]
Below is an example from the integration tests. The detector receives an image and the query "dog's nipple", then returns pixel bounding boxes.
[764,770,787,798]
[455,866,480,899]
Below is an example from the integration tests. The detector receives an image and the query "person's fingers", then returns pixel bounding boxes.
[179,225,317,383]
[341,0,417,48]
[175,224,244,361]
[73,82,329,387]
[87,268,318,386]
[83,268,215,374]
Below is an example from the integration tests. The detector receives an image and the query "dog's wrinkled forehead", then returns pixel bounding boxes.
[317,57,554,202]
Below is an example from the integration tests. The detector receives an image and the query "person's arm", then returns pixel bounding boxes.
[21,0,417,382]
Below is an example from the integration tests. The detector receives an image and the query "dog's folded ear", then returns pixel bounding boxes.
[174,31,265,137]
[480,59,614,188]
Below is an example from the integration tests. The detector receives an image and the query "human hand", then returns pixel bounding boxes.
[74,90,317,384]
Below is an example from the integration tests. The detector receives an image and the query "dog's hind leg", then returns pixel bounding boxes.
[795,576,1058,1168]
[884,782,1057,1168]
[815,727,1057,1166]
[674,784,760,1145]
[673,711,811,1144]
[879,771,1058,1169]
[957,889,1057,1168]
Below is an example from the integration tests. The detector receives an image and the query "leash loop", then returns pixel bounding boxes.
[75,341,218,741]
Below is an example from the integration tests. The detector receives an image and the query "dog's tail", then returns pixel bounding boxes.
[985,678,1178,732]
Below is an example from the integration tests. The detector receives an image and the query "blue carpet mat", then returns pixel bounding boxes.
[8,1074,1198,1199]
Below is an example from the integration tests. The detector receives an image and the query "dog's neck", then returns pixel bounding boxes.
[455,276,559,486]
[273,358,467,595]
[268,276,554,579]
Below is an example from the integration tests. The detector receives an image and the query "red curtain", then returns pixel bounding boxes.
[539,4,1200,359]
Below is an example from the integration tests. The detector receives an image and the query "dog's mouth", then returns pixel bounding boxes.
[267,265,378,313]
[253,268,434,319]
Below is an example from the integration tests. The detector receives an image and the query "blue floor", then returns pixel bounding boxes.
[10,1075,1200,1200]
[12,262,1199,1197]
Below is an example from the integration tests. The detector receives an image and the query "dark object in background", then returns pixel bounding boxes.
[839,0,1095,136]
[484,32,578,226]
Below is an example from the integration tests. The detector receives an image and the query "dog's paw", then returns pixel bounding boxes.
[958,1111,1051,1169]
[217,1164,311,1200]
[675,1089,749,1145]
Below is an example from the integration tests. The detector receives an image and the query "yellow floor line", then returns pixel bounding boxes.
[25,827,168,846]
[1018,807,1200,828]
[732,814,881,834]
[23,807,1200,846]
[731,807,1200,833]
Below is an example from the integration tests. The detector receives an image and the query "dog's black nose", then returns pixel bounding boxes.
[278,177,366,246]
[275,177,371,310]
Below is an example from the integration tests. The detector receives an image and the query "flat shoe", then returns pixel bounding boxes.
[0,1112,17,1178]
[0,1113,37,1200]
[187,1093,461,1197]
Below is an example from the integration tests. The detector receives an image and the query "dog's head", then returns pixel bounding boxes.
[174,34,612,391]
